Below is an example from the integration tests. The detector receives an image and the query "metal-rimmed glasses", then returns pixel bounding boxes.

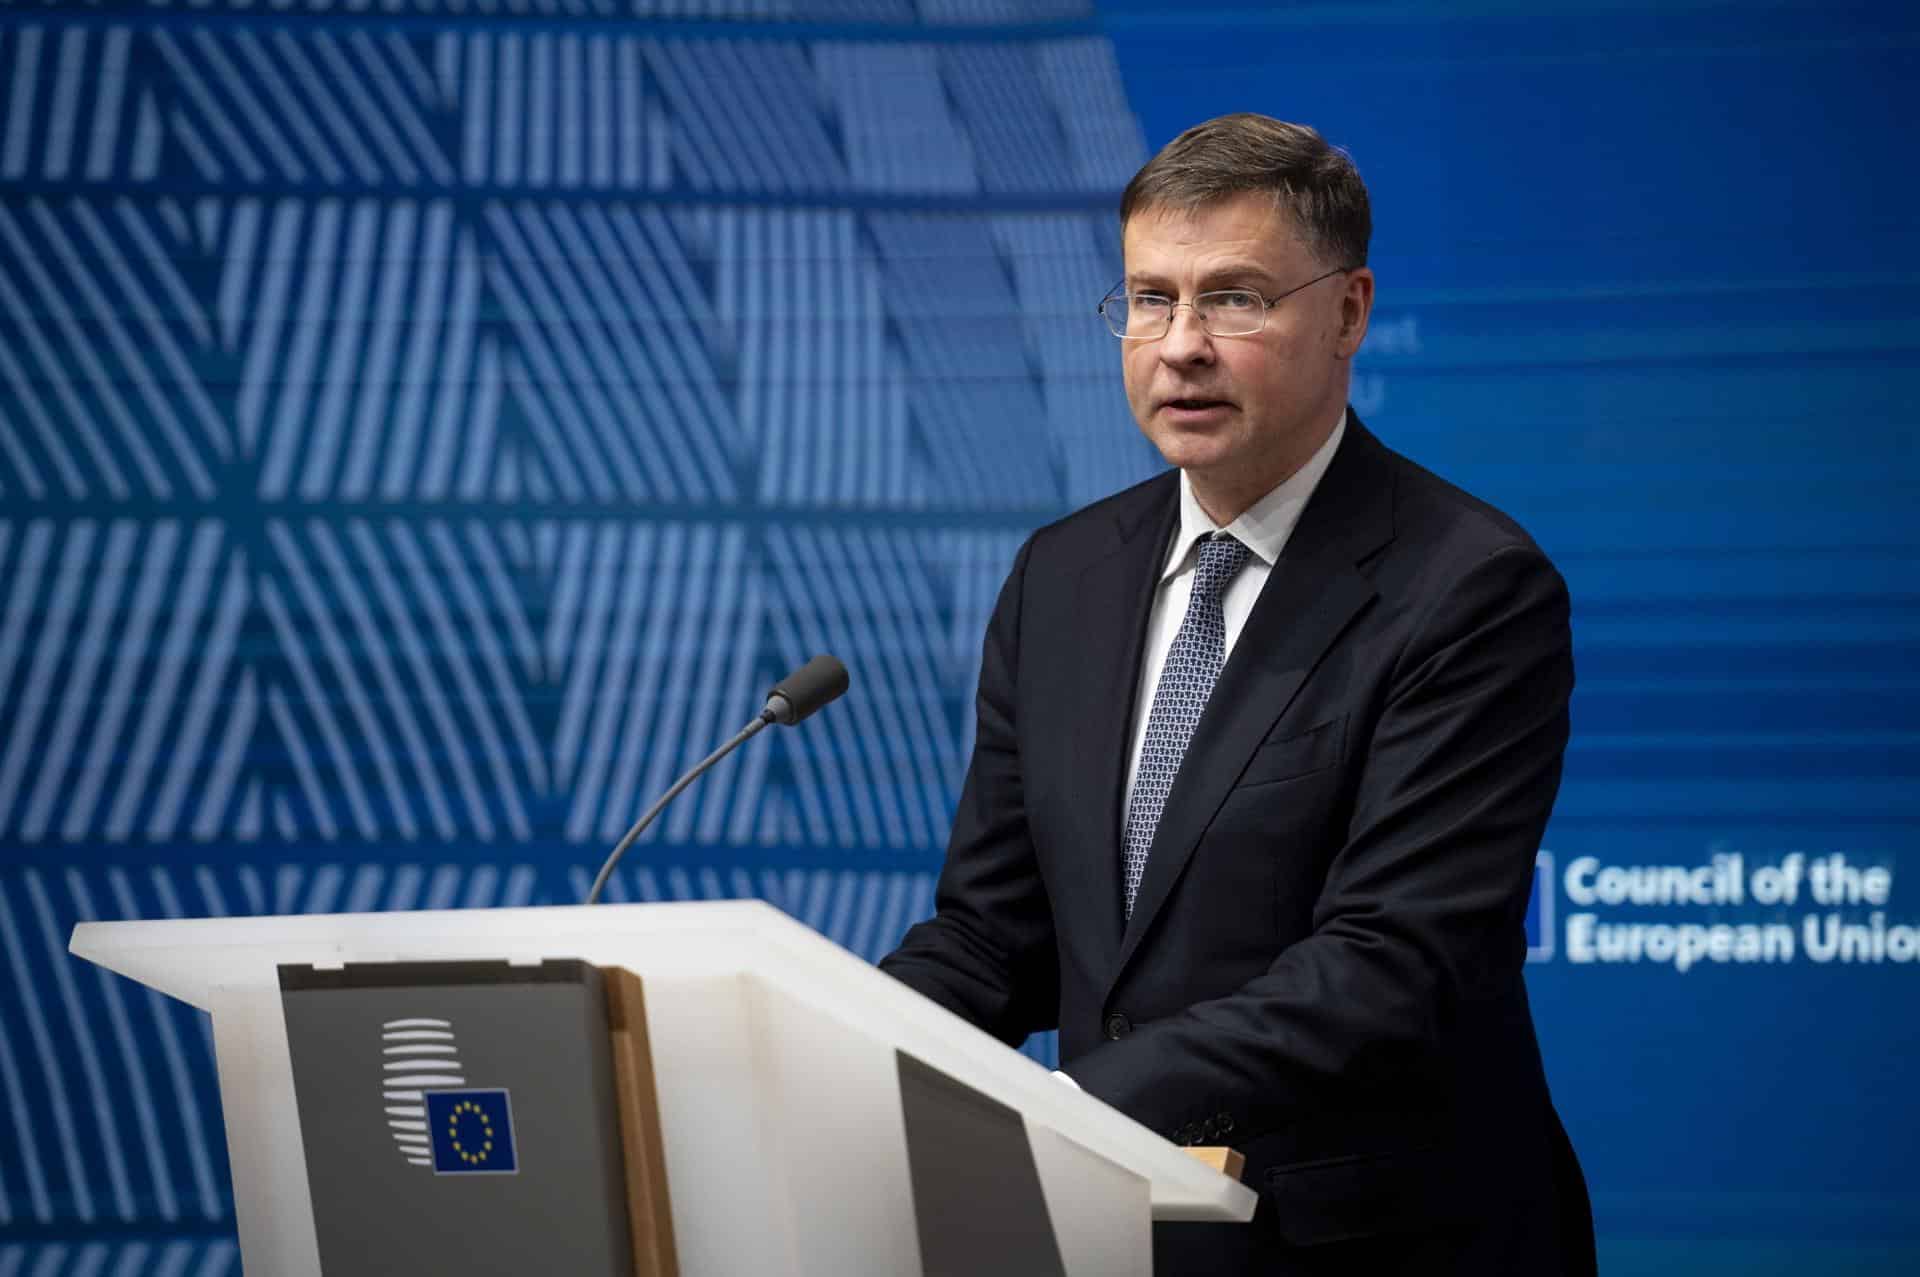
[1098,267,1352,339]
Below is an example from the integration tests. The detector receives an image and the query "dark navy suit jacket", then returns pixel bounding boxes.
[881,416,1595,1275]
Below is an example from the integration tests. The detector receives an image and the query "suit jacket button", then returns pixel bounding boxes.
[1103,1012,1131,1040]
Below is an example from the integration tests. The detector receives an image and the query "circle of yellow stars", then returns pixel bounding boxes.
[446,1099,496,1166]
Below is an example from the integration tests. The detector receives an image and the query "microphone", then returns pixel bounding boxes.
[763,653,851,726]
[584,655,850,905]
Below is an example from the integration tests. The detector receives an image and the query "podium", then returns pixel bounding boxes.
[70,900,1256,1274]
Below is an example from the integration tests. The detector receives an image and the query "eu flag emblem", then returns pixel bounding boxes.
[1524,851,1555,962]
[426,1089,519,1175]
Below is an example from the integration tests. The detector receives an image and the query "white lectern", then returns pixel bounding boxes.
[70,900,1255,1275]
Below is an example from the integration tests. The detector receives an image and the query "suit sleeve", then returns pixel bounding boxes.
[1064,541,1573,1140]
[878,535,1059,1046]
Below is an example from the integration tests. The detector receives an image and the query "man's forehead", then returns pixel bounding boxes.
[1121,196,1311,274]
[1125,190,1280,226]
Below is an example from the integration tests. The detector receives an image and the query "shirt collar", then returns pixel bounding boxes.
[1160,409,1349,583]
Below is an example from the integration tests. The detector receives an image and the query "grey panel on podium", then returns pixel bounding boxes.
[280,960,633,1275]
[70,900,1256,1274]
[898,1051,1066,1277]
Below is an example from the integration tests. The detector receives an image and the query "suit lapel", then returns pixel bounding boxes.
[1109,419,1399,986]
[1066,477,1179,967]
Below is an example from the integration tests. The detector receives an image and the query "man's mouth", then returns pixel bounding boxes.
[1163,397,1231,413]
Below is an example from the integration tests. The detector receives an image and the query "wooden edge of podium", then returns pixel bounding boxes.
[604,967,680,1277]
[1181,1145,1246,1182]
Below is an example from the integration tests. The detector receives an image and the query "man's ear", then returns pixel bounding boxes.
[1334,267,1375,360]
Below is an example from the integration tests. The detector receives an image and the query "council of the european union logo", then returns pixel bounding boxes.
[426,1089,519,1175]
[1526,851,1556,962]
[382,1017,467,1168]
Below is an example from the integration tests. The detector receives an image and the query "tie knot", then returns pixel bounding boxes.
[1192,534,1252,602]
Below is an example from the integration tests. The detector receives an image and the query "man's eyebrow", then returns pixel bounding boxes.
[1125,264,1279,291]
[1203,264,1278,288]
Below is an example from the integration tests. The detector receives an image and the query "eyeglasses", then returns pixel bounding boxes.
[1098,267,1353,340]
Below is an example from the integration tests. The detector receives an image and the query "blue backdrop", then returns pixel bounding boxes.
[1,1,1915,1273]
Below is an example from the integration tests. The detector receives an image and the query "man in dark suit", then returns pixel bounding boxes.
[880,114,1595,1274]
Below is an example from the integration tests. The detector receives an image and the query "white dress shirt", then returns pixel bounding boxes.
[1121,411,1349,819]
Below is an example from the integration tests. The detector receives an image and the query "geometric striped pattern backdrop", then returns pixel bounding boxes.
[2,0,1144,1261]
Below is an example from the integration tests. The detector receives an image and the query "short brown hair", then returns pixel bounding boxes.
[1120,114,1371,269]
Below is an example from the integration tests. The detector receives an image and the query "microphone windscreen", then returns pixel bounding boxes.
[765,654,850,725]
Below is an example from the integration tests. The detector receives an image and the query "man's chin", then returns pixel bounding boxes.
[1145,429,1239,475]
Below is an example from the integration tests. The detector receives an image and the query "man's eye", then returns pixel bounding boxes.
[1131,294,1173,310]
[1211,291,1260,309]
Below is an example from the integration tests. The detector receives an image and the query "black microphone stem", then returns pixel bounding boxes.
[584,709,772,906]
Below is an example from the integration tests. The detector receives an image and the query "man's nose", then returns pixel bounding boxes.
[1159,306,1214,364]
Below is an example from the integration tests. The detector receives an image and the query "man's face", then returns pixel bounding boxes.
[1120,193,1372,517]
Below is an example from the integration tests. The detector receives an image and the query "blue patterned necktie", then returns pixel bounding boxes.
[1122,533,1253,917]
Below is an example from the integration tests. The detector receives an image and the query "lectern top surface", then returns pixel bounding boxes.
[70,900,1258,1221]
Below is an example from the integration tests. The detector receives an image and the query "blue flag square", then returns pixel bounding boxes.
[426,1089,519,1175]
[1525,851,1554,962]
